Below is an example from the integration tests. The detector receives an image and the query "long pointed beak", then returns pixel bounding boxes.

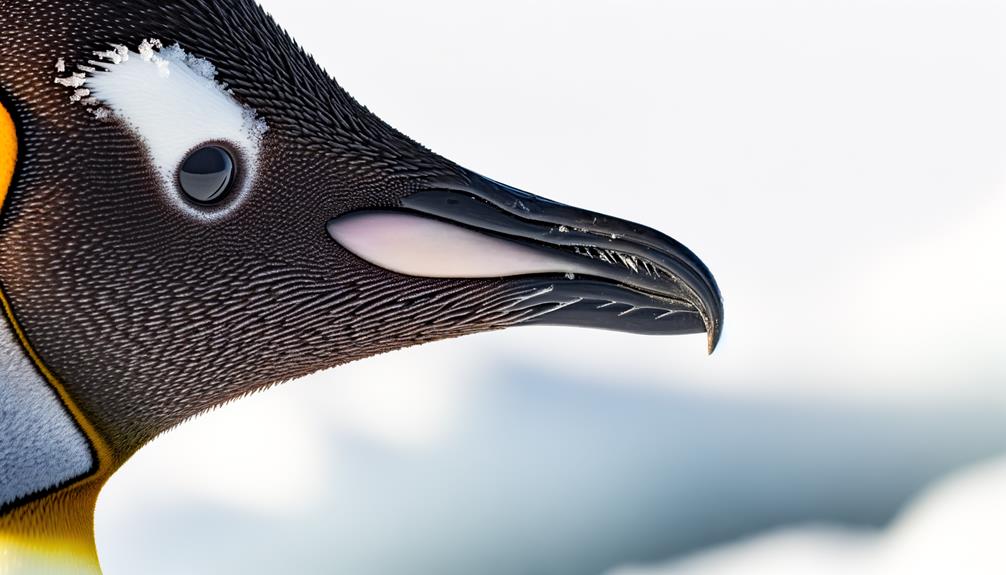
[328,171,723,353]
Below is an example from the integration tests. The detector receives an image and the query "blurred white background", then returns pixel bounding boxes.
[96,1,1005,574]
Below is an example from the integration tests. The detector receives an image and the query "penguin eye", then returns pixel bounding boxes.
[178,145,236,204]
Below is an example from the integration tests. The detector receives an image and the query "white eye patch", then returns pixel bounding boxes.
[54,40,268,220]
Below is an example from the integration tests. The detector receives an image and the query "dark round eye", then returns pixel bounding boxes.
[179,146,236,204]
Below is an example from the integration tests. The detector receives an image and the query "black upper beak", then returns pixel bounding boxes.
[329,170,724,353]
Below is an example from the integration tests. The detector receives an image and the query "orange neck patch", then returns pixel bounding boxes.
[0,101,15,209]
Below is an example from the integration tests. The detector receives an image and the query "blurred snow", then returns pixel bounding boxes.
[611,458,1006,575]
[97,362,1006,575]
[95,0,1005,573]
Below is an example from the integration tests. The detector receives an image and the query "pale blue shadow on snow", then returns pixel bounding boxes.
[108,364,1006,575]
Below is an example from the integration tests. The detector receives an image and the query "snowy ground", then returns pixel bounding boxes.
[612,458,1006,575]
[97,360,1005,575]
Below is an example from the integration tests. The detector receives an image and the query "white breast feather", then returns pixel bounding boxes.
[0,319,92,507]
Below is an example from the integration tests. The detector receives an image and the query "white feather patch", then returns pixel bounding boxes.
[54,40,268,220]
[0,318,93,506]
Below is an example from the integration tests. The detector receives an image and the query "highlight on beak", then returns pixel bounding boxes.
[328,171,723,353]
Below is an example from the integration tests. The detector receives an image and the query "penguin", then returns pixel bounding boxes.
[0,0,723,572]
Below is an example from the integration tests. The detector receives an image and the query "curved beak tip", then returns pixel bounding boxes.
[707,322,722,355]
[704,293,724,355]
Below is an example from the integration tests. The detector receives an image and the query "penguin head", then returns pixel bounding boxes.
[0,0,723,460]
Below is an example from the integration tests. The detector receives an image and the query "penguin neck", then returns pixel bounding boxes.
[1,93,105,575]
[1,71,104,575]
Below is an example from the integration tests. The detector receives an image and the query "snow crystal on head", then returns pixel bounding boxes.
[53,39,268,141]
[137,38,162,63]
[52,40,270,220]
[93,44,129,65]
[158,43,217,81]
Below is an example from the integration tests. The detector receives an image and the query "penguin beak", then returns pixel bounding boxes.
[328,171,724,353]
